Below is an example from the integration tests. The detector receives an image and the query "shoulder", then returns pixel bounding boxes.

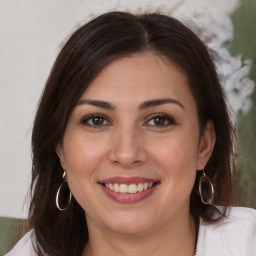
[4,230,37,256]
[225,205,256,220]
[197,207,256,256]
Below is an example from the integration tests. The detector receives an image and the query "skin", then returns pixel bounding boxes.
[56,52,216,256]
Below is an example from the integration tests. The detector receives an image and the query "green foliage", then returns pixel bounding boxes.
[0,217,26,255]
[229,0,256,208]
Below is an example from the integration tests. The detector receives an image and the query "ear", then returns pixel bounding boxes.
[56,143,67,171]
[196,120,216,170]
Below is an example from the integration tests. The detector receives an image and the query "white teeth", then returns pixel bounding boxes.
[104,182,156,193]
[119,184,128,193]
[114,183,120,192]
[137,183,144,192]
[128,184,137,193]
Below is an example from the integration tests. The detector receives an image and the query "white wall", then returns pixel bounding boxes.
[0,0,240,218]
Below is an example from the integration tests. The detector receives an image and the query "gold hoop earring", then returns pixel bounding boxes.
[199,170,214,205]
[56,172,72,211]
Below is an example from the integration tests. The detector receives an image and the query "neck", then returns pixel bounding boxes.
[82,212,197,256]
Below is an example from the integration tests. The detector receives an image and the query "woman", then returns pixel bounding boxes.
[6,11,256,256]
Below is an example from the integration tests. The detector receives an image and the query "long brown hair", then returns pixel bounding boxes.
[29,11,236,256]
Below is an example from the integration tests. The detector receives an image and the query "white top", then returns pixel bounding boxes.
[5,207,256,256]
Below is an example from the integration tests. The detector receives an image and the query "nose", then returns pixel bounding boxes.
[108,126,148,168]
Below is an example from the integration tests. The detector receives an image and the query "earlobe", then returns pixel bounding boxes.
[56,143,66,170]
[197,120,216,170]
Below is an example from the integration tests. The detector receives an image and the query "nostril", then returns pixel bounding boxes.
[110,155,145,168]
[108,136,148,167]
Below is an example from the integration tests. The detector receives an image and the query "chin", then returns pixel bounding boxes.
[103,212,155,235]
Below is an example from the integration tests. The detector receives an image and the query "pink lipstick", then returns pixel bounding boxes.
[98,176,160,203]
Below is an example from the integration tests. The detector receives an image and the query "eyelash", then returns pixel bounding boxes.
[81,114,111,128]
[144,113,177,127]
[80,113,177,128]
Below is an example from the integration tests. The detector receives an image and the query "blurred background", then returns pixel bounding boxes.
[230,0,256,209]
[0,0,255,254]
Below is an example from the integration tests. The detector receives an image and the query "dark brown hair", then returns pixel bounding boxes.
[29,11,236,256]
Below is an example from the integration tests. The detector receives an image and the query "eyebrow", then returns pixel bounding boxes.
[77,99,115,110]
[139,98,184,110]
[77,98,184,110]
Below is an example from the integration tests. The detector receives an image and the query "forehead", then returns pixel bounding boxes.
[80,52,195,109]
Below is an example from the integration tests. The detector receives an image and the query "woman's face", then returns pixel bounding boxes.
[57,52,215,235]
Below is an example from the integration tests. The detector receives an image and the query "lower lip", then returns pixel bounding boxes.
[100,184,158,203]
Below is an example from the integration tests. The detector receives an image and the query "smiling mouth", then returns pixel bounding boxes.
[102,182,160,194]
[98,177,160,203]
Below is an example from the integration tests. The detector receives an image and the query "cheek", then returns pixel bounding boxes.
[151,132,199,170]
[62,132,109,174]
[61,134,107,209]
[149,132,199,193]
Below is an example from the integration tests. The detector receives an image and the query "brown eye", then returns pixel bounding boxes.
[146,114,176,127]
[153,116,166,125]
[91,116,104,125]
[81,114,111,127]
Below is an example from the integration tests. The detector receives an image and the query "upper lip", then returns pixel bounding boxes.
[98,176,159,185]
